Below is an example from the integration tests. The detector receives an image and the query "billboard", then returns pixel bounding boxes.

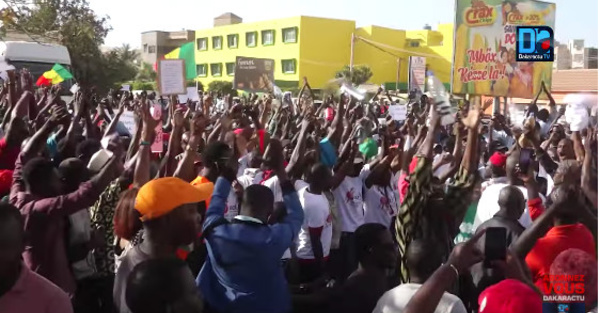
[409,56,426,94]
[452,0,556,98]
[233,56,275,92]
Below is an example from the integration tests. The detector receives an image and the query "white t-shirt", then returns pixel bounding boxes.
[262,176,308,202]
[333,166,369,233]
[237,168,263,188]
[363,182,399,227]
[296,187,333,259]
[373,283,468,313]
[474,183,545,230]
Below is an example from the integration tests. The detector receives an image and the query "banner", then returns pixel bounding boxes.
[233,57,275,92]
[452,0,556,98]
[409,56,426,94]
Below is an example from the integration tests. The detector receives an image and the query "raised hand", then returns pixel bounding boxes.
[171,108,185,129]
[461,101,481,130]
[447,230,484,274]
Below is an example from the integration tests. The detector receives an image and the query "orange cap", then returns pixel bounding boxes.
[135,177,214,221]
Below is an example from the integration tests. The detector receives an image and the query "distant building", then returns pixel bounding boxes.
[140,30,195,65]
[191,13,453,90]
[554,39,598,70]
[584,47,598,69]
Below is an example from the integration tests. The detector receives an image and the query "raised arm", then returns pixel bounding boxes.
[103,94,127,138]
[326,95,346,149]
[174,113,207,182]
[571,131,585,163]
[285,116,312,175]
[581,129,597,209]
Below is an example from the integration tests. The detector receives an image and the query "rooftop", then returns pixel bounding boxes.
[551,69,598,92]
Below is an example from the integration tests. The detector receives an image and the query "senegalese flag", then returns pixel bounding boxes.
[36,63,73,86]
[164,42,196,80]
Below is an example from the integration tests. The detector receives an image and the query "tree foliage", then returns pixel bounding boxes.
[0,0,135,91]
[208,80,235,96]
[136,62,157,82]
[335,65,373,86]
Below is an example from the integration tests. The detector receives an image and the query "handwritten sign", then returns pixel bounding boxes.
[157,59,186,96]
[119,111,136,135]
[151,104,163,153]
[388,105,407,121]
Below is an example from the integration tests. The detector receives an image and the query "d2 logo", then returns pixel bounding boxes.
[516,26,554,62]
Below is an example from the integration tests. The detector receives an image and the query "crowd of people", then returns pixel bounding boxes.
[0,69,597,313]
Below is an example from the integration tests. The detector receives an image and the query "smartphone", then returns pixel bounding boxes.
[484,227,507,268]
[519,148,534,173]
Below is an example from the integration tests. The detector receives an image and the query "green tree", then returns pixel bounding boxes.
[335,65,373,86]
[1,0,112,89]
[137,62,157,81]
[208,80,235,96]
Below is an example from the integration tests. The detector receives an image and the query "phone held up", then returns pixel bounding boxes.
[484,227,507,268]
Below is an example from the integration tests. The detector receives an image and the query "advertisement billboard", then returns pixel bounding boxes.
[233,56,275,92]
[452,0,556,98]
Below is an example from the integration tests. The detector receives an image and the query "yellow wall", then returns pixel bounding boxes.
[194,16,455,91]
[355,25,408,89]
[298,16,356,88]
[194,16,302,89]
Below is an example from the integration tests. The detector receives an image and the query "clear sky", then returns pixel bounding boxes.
[88,0,597,48]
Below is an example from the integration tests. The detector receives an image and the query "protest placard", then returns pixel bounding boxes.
[409,56,426,94]
[233,57,275,92]
[158,59,186,95]
[119,111,136,135]
[388,105,407,121]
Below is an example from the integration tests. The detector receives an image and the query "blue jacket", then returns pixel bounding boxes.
[196,177,304,313]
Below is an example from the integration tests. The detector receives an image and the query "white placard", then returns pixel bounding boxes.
[388,105,407,121]
[409,56,426,94]
[121,84,130,91]
[157,59,186,95]
[119,111,136,135]
[187,87,200,102]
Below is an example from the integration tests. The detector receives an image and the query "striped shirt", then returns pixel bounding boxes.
[395,156,476,283]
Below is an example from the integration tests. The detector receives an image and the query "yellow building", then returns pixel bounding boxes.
[193,13,454,91]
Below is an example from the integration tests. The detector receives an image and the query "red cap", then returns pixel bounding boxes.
[478,279,542,313]
[489,152,508,167]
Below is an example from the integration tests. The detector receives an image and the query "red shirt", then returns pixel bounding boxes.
[0,137,21,170]
[525,223,596,291]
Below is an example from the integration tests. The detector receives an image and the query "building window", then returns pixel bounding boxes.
[281,59,296,74]
[261,30,274,46]
[282,27,297,43]
[246,32,257,47]
[226,63,235,76]
[212,36,222,50]
[148,45,156,53]
[409,41,420,47]
[211,63,222,77]
[143,44,148,52]
[227,34,238,48]
[197,64,207,77]
[197,38,207,51]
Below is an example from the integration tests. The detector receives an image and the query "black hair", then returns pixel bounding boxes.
[58,158,90,192]
[0,202,23,235]
[125,258,189,313]
[76,139,101,162]
[406,238,444,281]
[243,184,274,212]
[201,141,231,169]
[355,223,388,263]
[22,157,56,194]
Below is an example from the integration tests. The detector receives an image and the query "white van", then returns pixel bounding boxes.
[0,41,72,87]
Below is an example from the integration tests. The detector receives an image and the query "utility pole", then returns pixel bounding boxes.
[396,58,401,91]
[350,33,355,73]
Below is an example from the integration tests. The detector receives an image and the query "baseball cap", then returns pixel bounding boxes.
[135,177,213,221]
[489,152,508,167]
[478,279,542,313]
